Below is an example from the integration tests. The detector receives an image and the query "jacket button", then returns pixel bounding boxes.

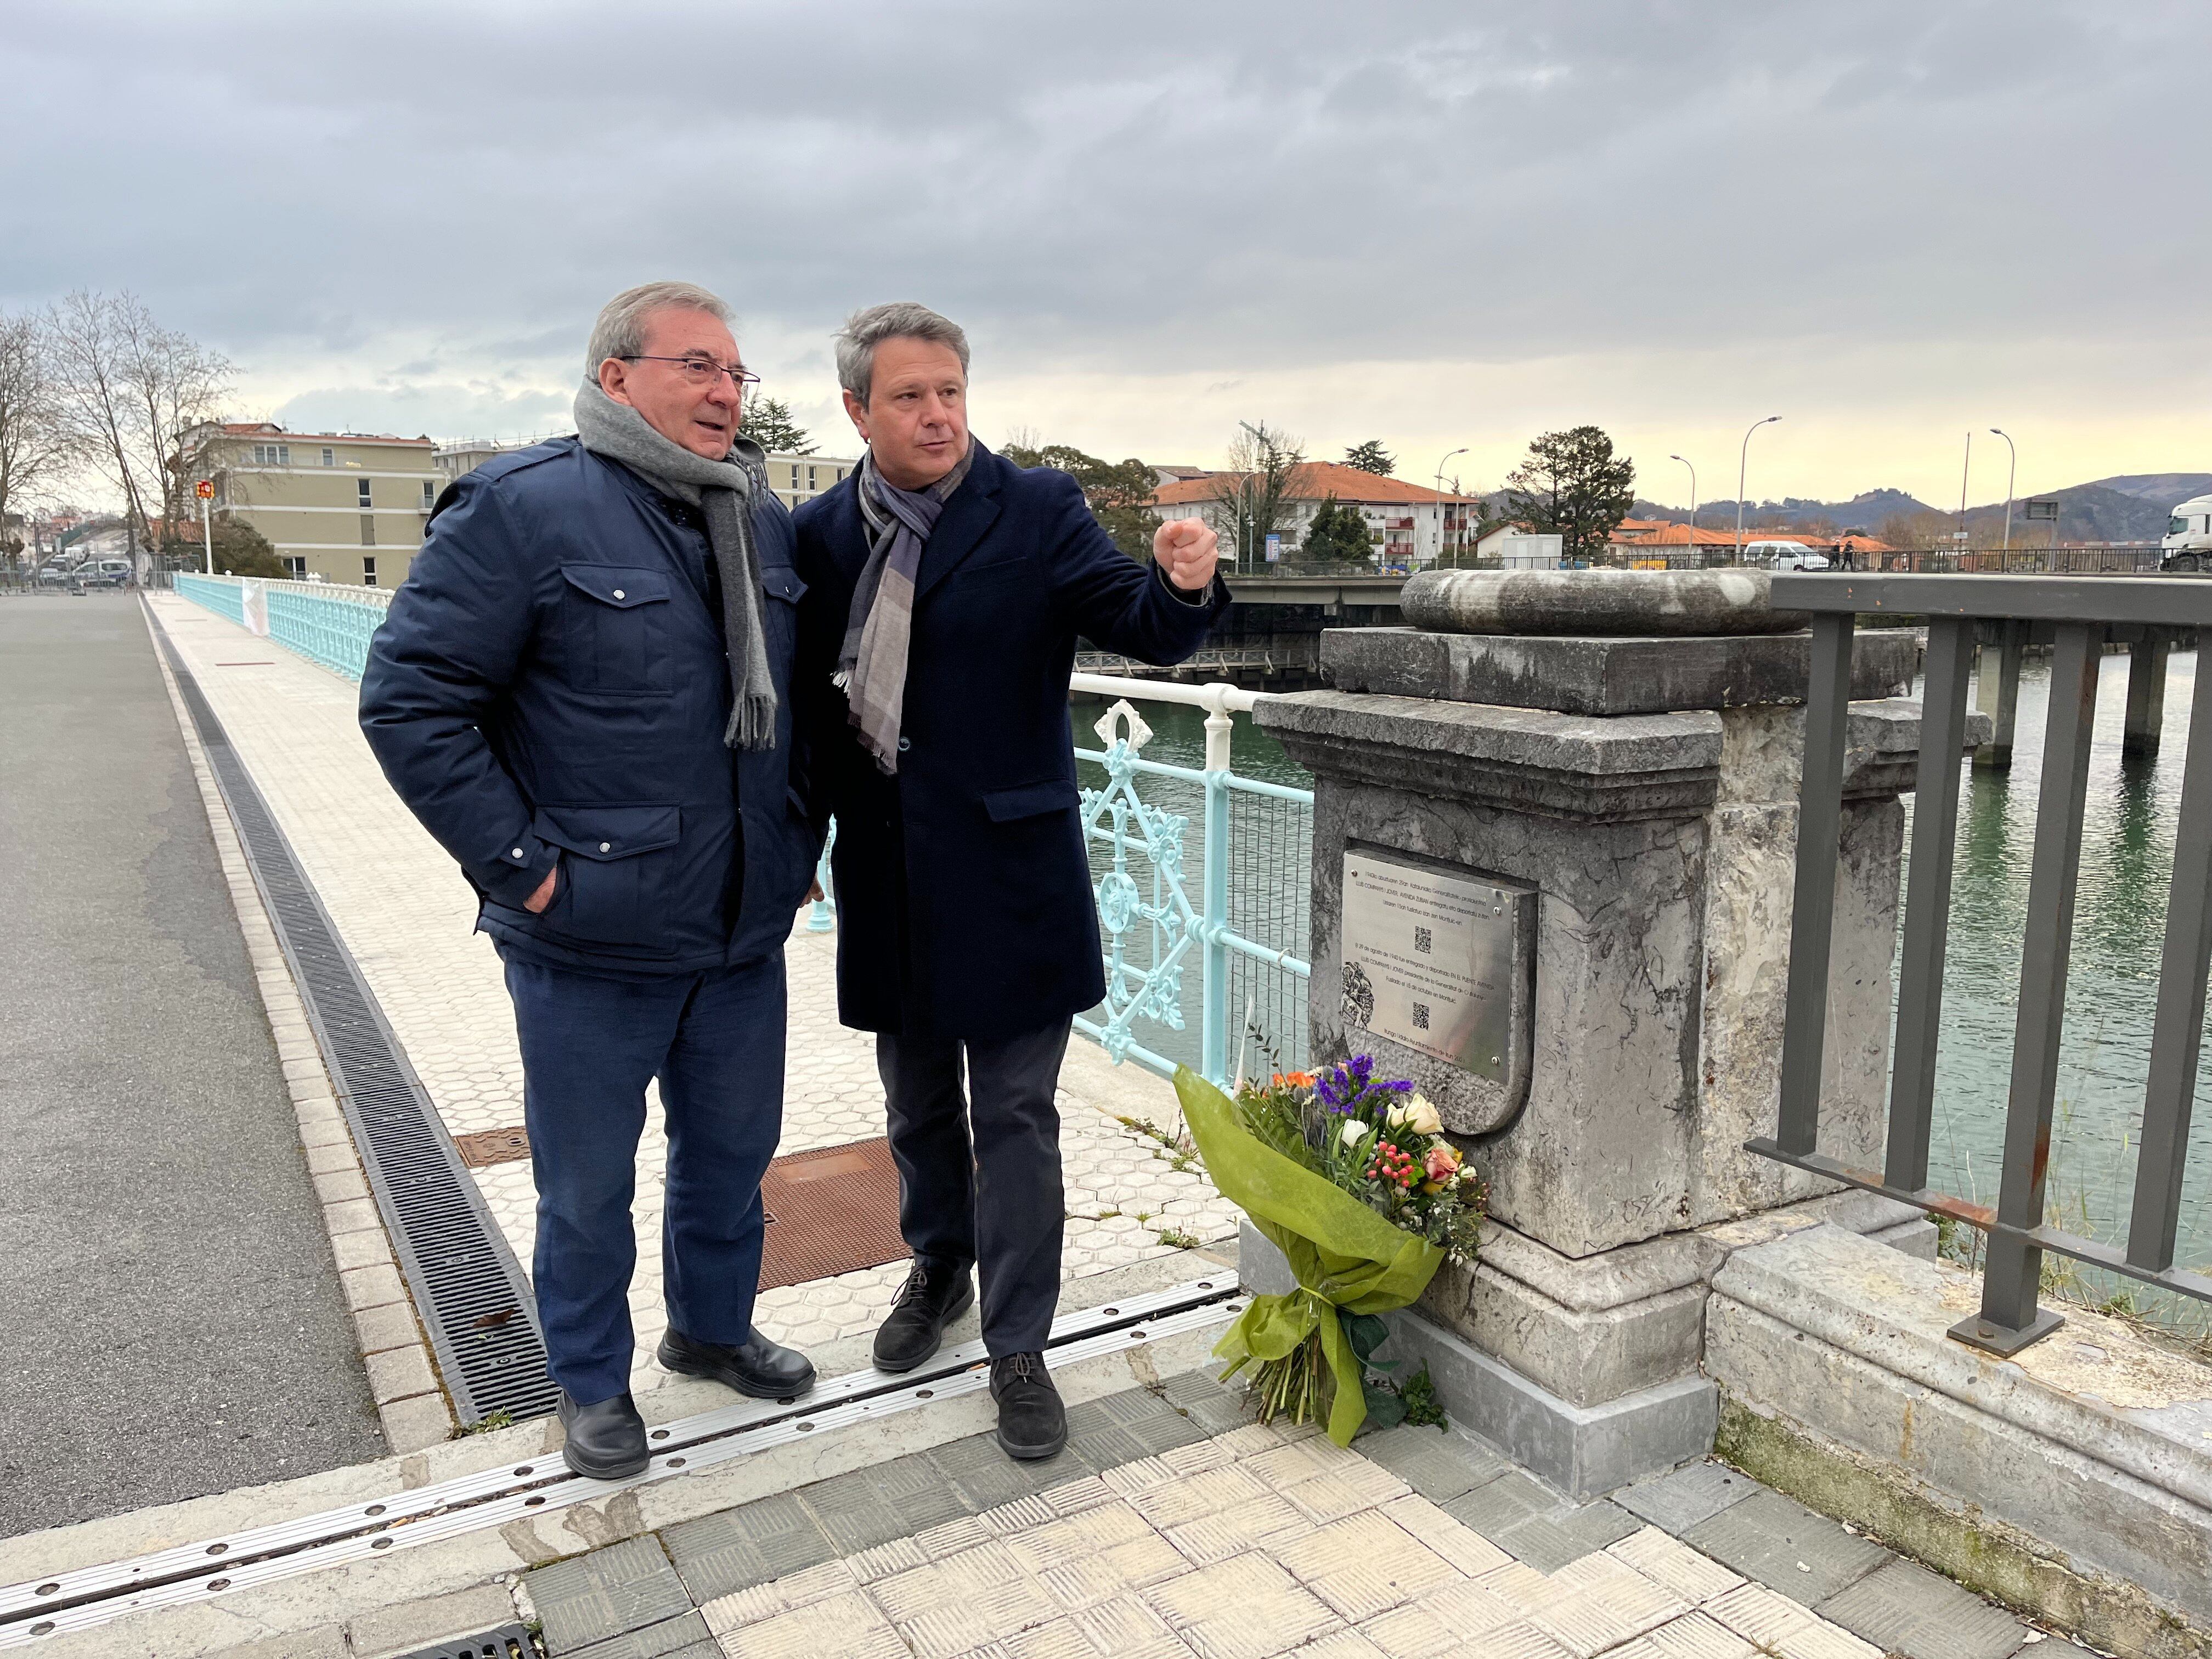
[613,589,626,600]
[511,848,524,858]
[897,737,911,752]
[599,842,612,852]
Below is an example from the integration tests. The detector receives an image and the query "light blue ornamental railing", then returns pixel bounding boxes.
[1069,675,1313,1086]
[174,572,393,680]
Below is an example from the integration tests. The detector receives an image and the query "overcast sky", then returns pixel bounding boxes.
[5,0,2205,506]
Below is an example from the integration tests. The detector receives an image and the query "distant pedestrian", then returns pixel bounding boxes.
[360,281,822,1480]
[793,302,1226,1462]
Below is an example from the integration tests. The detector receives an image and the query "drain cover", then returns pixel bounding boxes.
[758,1138,909,1289]
[150,607,556,1426]
[455,1126,532,1168]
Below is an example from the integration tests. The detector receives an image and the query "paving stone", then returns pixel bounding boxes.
[665,1491,837,1601]
[564,1610,717,1658]
[1272,1510,1460,1621]
[1605,1526,1745,1605]
[1143,1551,1340,1659]
[803,1451,974,1553]
[1355,1424,1508,1503]
[1525,1550,1688,1656]
[525,1535,696,1654]
[712,1589,909,1658]
[1683,1489,1892,1607]
[1621,1611,1757,1658]
[1815,1556,2027,1659]
[931,1432,1052,1510]
[1439,1469,1557,1541]
[1160,1368,1252,1434]
[1612,1462,1760,1536]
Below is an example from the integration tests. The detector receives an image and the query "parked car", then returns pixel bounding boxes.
[80,558,133,589]
[2160,494,2212,572]
[1743,540,1831,572]
[36,563,72,585]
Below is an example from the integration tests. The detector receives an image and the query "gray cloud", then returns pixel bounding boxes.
[3,0,2204,488]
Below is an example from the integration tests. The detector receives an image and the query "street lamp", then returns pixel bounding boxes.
[1435,447,1468,565]
[1734,417,1781,566]
[1669,454,1697,566]
[1238,419,1266,572]
[1990,428,2017,555]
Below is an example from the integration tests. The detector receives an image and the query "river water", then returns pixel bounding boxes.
[1074,659,2212,1287]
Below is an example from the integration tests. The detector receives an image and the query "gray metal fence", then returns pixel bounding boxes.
[1751,573,2212,1355]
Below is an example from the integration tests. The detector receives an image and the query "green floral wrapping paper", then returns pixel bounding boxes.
[1175,1066,1444,1444]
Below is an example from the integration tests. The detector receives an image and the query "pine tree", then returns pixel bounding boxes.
[1503,427,1635,563]
[1344,440,1395,476]
[1302,495,1375,563]
[742,396,815,455]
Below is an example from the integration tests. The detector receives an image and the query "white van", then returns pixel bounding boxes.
[1743,540,1830,572]
[2161,495,2212,571]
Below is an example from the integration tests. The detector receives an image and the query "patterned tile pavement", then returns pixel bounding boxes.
[150,595,1238,1393]
[515,1368,2069,1659]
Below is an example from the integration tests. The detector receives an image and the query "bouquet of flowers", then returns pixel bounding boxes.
[1175,1055,1486,1445]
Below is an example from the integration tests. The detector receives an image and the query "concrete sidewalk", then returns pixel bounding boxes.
[0,595,382,1539]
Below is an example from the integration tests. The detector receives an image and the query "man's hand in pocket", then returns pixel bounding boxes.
[525,865,558,913]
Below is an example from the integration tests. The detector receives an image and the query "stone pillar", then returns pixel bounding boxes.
[1974,620,2027,769]
[2124,634,2170,758]
[1249,568,1948,1496]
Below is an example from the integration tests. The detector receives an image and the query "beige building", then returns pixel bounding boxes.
[185,422,439,587]
[435,439,857,517]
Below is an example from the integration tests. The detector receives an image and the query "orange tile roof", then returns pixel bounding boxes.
[1152,460,1479,507]
[1607,522,1741,546]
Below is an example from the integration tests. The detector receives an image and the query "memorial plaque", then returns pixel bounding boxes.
[1339,849,1532,1082]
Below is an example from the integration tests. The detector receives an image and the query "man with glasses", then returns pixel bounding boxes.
[361,281,820,1480]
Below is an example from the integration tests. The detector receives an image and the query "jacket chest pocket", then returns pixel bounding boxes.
[561,565,672,695]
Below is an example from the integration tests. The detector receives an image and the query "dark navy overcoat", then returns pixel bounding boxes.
[359,437,820,976]
[793,441,1227,1040]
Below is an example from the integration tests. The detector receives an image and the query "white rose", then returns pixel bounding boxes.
[1339,1119,1372,1150]
[1403,1094,1443,1136]
[1385,1100,1411,1127]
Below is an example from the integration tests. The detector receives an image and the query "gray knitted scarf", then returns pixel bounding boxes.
[838,443,974,774]
[572,380,776,749]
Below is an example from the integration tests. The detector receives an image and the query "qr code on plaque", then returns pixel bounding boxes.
[1412,1002,1431,1031]
[1413,926,1432,955]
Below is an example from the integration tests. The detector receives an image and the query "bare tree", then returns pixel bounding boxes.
[1205,421,1312,568]
[0,309,77,566]
[48,291,231,556]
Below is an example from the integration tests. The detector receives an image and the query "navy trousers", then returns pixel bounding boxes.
[504,951,786,1404]
[877,1020,1072,1357]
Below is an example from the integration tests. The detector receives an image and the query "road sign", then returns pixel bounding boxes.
[2024,499,2059,521]
[1265,534,1281,563]
[195,480,214,500]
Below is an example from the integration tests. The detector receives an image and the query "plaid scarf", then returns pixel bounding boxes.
[837,443,974,774]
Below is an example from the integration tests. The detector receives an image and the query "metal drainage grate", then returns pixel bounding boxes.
[150,605,558,1425]
[398,1626,534,1659]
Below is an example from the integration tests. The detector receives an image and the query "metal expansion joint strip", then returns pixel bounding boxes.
[0,1278,1245,1642]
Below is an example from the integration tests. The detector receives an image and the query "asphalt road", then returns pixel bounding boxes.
[0,593,383,1539]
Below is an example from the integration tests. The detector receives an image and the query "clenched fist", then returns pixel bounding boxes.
[1154,517,1220,594]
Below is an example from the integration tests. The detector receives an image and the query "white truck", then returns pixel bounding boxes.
[2160,494,2212,572]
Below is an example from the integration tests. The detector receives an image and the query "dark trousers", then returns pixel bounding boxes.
[504,951,786,1404]
[877,1020,1072,1357]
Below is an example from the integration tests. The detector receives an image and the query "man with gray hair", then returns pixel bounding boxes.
[362,281,821,1480]
[795,301,1224,1461]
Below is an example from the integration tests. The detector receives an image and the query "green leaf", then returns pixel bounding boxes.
[1341,1311,1391,1365]
[1361,1380,1407,1430]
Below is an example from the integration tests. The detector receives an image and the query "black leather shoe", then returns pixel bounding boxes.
[873,1259,976,1373]
[656,1328,817,1399]
[557,1390,647,1480]
[990,1352,1066,1461]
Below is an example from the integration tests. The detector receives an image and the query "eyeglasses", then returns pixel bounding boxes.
[618,355,762,391]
